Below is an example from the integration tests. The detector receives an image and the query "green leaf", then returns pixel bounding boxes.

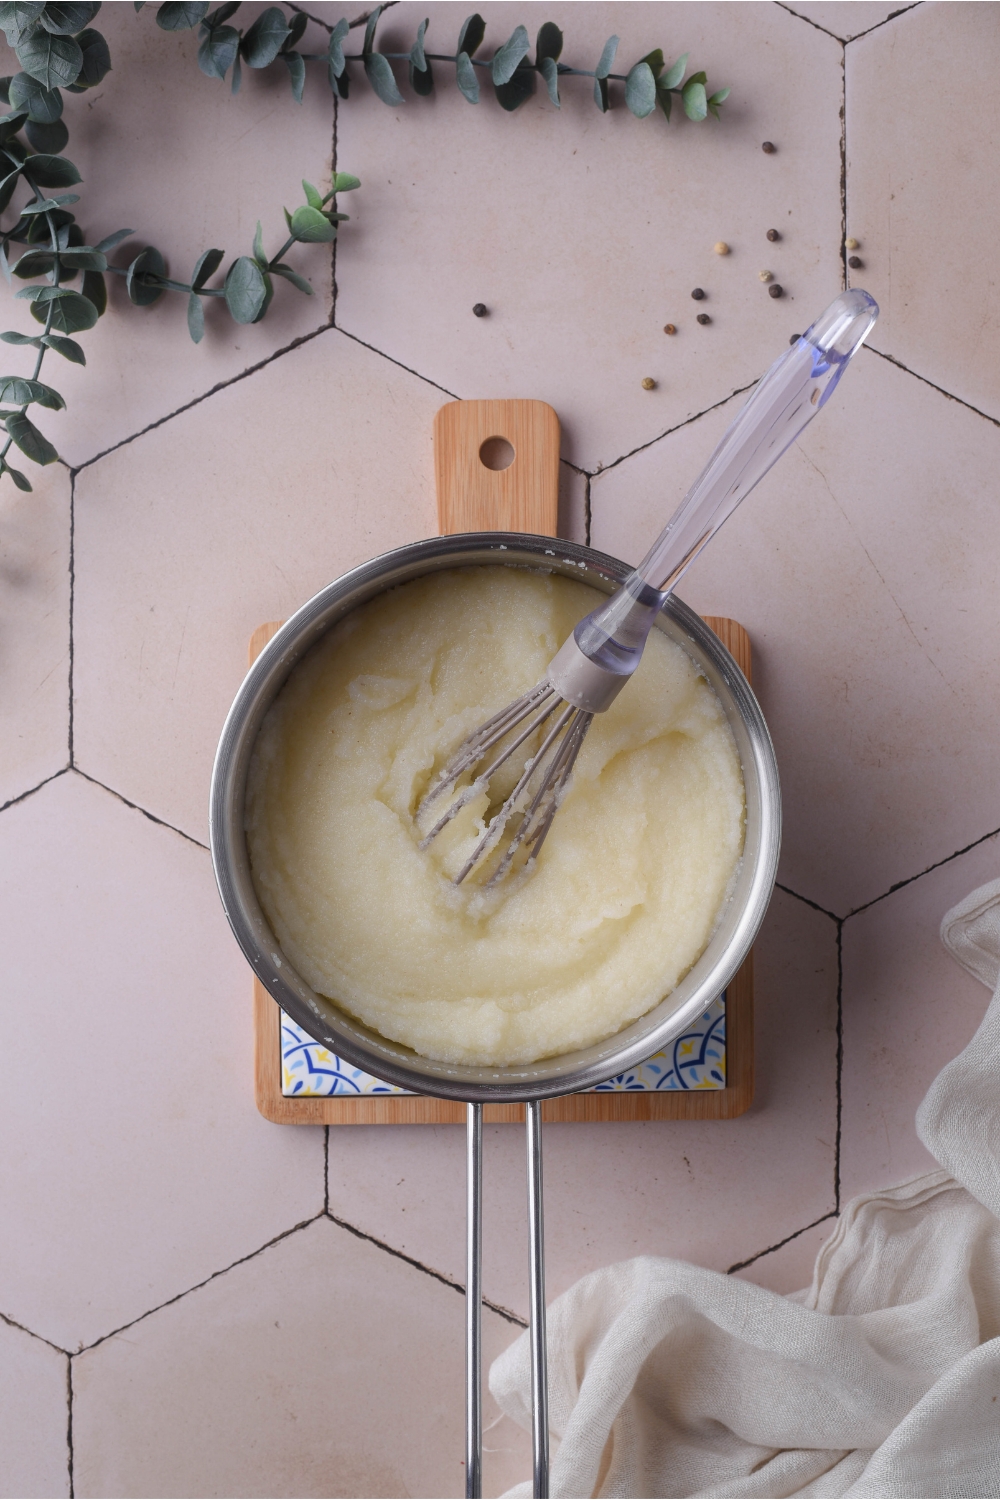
[223,254,267,322]
[30,287,97,329]
[682,76,707,121]
[270,261,312,295]
[0,374,64,407]
[662,52,687,90]
[191,245,223,287]
[70,24,110,87]
[364,51,402,106]
[197,23,239,80]
[155,0,208,26]
[657,87,672,122]
[229,51,241,92]
[252,217,265,266]
[327,15,348,77]
[281,49,304,100]
[16,279,72,298]
[56,246,106,269]
[93,227,133,253]
[593,74,609,112]
[251,269,272,322]
[19,190,78,210]
[25,116,67,151]
[410,16,427,69]
[0,166,20,213]
[707,86,729,119]
[493,58,534,112]
[38,3,100,34]
[22,151,80,186]
[0,74,8,103]
[362,4,381,55]
[455,50,478,103]
[594,35,618,78]
[0,4,45,46]
[492,25,528,85]
[126,245,166,305]
[12,245,53,275]
[5,408,56,463]
[42,332,85,362]
[240,5,288,67]
[0,237,9,283]
[409,17,431,94]
[282,10,306,48]
[456,12,484,57]
[4,461,32,489]
[16,30,83,90]
[9,70,62,121]
[328,56,348,98]
[187,289,203,342]
[0,108,28,143]
[288,203,335,242]
[301,179,321,210]
[205,1,240,24]
[0,329,39,343]
[80,266,104,314]
[624,61,656,118]
[332,171,360,193]
[538,55,558,107]
[535,20,561,64]
[641,48,664,79]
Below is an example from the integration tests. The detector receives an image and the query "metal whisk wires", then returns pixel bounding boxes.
[417,683,593,886]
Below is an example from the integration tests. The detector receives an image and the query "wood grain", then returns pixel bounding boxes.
[433,399,560,536]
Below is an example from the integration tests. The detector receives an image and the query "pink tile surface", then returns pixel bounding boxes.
[335,1,843,471]
[840,832,1000,1204]
[732,1214,838,1298]
[72,1216,529,1500]
[0,466,69,807]
[0,1320,68,1499]
[0,773,323,1350]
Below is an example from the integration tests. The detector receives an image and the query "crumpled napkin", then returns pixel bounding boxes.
[491,878,1000,1498]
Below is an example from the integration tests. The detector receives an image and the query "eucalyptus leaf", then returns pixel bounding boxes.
[288,203,335,242]
[270,261,312,295]
[252,217,265,265]
[251,269,272,322]
[191,244,223,287]
[362,4,381,54]
[410,17,427,70]
[682,76,707,121]
[9,70,62,121]
[0,373,64,407]
[0,166,20,213]
[535,20,562,64]
[0,329,39,343]
[57,247,107,269]
[80,267,105,314]
[456,12,485,57]
[594,35,618,79]
[40,2,100,33]
[42,332,85,362]
[25,116,67,151]
[5,408,57,463]
[538,55,558,107]
[240,5,288,67]
[662,52,687,90]
[15,276,72,297]
[0,74,8,103]
[16,29,83,90]
[0,3,45,47]
[0,108,28,143]
[19,190,79,211]
[22,152,81,186]
[4,461,31,489]
[641,49,664,79]
[224,253,267,322]
[12,246,54,275]
[282,11,306,49]
[492,25,528,86]
[197,23,239,80]
[332,172,360,193]
[327,15,348,77]
[707,85,729,118]
[624,61,656,118]
[301,180,321,209]
[593,74,609,112]
[31,287,98,329]
[155,0,208,27]
[364,51,402,106]
[205,1,240,25]
[94,227,133,254]
[187,288,203,341]
[329,57,348,98]
[282,50,304,101]
[409,17,431,94]
[494,58,534,112]
[0,238,8,283]
[126,245,166,305]
[657,86,672,121]
[455,50,478,103]
[229,49,240,92]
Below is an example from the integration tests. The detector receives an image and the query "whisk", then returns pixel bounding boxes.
[418,290,879,885]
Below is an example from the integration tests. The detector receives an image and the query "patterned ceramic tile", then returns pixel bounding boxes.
[280,995,725,1096]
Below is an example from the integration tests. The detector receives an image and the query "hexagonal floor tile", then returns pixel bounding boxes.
[0,8,335,470]
[72,1216,530,1500]
[840,829,1000,1205]
[326,887,839,1322]
[847,3,1000,421]
[0,465,69,808]
[731,1213,838,1298]
[73,327,443,845]
[0,772,323,1351]
[592,349,1000,916]
[783,3,911,41]
[0,1319,69,1499]
[334,1,843,471]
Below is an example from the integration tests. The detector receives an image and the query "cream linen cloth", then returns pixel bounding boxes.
[490,878,1000,1498]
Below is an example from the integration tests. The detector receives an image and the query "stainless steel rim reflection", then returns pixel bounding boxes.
[209,532,781,1103]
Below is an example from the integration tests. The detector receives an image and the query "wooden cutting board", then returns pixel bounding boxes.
[251,398,754,1124]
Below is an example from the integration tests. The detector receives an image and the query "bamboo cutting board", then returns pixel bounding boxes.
[251,398,754,1124]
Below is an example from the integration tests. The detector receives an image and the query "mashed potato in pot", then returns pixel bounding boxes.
[246,567,745,1066]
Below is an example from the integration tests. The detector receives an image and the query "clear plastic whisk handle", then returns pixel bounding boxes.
[635,288,879,595]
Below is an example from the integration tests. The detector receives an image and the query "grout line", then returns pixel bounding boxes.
[775,2,843,42]
[0,765,70,817]
[0,1306,69,1356]
[66,1355,74,1500]
[834,918,844,1211]
[73,324,334,475]
[843,3,922,44]
[594,381,755,478]
[333,324,460,400]
[323,1126,330,1215]
[726,1210,838,1275]
[330,82,339,325]
[78,1214,325,1355]
[839,41,848,292]
[865,344,1000,430]
[68,470,75,766]
[327,1211,527,1328]
[71,769,210,851]
[845,821,1000,920]
[775,881,841,923]
[584,473,592,548]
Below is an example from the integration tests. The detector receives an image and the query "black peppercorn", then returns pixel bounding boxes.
[691,287,705,300]
[766,228,780,242]
[697,313,711,325]
[761,141,776,154]
[472,303,487,317]
[768,284,784,298]
[848,256,863,269]
[789,334,800,345]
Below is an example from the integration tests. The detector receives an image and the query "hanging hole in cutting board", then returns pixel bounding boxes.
[479,435,515,471]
